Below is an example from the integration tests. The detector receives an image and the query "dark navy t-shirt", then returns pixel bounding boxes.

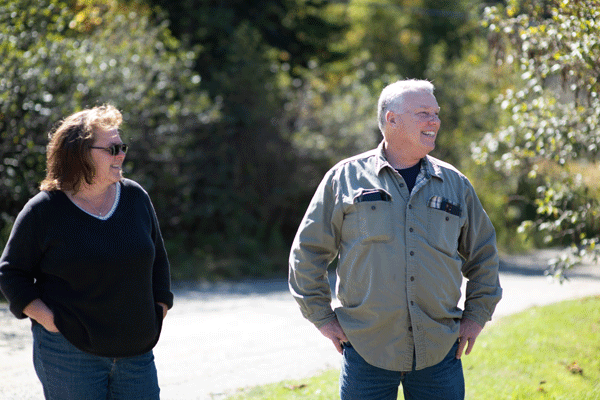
[397,161,421,193]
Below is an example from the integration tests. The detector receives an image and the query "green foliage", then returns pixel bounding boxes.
[4,0,559,280]
[333,0,485,79]
[1,0,76,237]
[0,0,217,250]
[146,0,349,83]
[472,0,600,274]
[280,60,384,165]
[129,0,353,278]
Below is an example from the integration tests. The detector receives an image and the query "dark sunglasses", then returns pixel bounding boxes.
[90,143,129,156]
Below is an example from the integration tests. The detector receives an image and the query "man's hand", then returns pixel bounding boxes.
[456,317,483,359]
[318,318,349,354]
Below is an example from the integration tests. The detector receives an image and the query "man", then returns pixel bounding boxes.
[289,79,502,400]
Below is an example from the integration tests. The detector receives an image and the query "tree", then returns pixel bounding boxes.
[127,0,354,278]
[1,0,75,241]
[472,0,600,278]
[0,0,217,251]
[148,0,514,278]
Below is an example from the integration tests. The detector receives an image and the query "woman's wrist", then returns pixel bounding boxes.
[24,299,55,328]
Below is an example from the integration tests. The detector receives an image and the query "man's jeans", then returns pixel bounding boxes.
[32,323,160,400]
[340,340,464,400]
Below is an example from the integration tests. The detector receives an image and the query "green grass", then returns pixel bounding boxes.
[224,296,600,400]
[223,370,341,400]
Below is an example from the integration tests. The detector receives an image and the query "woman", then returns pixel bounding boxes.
[0,104,173,400]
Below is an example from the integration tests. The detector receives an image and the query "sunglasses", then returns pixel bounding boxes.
[90,143,129,156]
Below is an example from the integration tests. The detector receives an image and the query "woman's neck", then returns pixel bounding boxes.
[76,182,113,199]
[67,182,116,216]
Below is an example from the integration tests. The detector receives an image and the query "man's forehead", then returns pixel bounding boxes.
[407,100,440,111]
[406,91,438,104]
[413,103,440,109]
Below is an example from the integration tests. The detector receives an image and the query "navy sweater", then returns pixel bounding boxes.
[0,179,173,357]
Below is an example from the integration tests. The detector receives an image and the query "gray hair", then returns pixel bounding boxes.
[377,79,435,133]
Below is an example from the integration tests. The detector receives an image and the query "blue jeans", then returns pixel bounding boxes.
[32,323,160,400]
[340,341,464,400]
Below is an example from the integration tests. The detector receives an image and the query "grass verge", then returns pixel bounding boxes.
[224,296,600,400]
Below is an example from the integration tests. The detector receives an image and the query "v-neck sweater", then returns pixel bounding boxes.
[0,179,173,357]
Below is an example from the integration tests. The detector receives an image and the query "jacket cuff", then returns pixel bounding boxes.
[308,308,337,329]
[7,288,41,319]
[154,290,174,309]
[461,309,490,328]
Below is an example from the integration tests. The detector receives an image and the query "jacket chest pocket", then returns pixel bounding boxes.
[427,207,462,255]
[355,190,395,244]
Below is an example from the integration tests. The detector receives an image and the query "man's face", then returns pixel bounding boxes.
[388,90,441,159]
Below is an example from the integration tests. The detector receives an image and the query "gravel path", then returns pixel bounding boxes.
[1,249,599,400]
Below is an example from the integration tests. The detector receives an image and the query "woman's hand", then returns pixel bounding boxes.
[23,299,59,333]
[157,302,168,319]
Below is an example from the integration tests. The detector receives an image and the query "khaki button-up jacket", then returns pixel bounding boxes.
[289,143,502,371]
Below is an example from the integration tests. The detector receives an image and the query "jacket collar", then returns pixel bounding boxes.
[374,141,444,181]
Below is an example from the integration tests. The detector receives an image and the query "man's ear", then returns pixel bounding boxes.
[386,110,396,126]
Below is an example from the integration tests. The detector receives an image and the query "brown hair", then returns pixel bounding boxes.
[39,104,123,193]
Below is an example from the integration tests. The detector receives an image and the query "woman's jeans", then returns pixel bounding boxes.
[32,323,160,400]
[340,340,465,400]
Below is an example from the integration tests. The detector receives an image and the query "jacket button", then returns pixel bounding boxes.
[410,276,415,281]
[410,251,414,256]
[371,205,376,210]
[409,228,414,232]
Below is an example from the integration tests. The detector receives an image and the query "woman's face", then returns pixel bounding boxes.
[89,128,126,188]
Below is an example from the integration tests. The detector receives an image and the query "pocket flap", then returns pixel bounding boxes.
[354,188,392,203]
